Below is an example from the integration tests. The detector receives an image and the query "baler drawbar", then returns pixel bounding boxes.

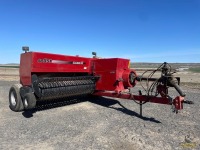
[9,47,186,116]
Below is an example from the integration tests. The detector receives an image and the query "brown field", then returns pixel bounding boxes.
[1,67,199,89]
[0,68,19,81]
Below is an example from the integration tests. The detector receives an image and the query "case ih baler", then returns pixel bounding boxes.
[9,47,186,115]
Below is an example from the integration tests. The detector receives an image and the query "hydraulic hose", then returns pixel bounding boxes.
[168,79,186,97]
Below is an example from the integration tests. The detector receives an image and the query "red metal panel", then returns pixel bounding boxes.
[92,58,130,91]
[20,52,33,85]
[20,52,92,86]
[32,52,92,73]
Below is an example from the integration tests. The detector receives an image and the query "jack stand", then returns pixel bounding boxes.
[140,101,143,116]
[139,90,143,116]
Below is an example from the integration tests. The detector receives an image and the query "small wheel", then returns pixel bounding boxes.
[23,93,36,110]
[9,84,24,112]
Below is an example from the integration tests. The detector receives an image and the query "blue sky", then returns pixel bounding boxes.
[0,0,199,63]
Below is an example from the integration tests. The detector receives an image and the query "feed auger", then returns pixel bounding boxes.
[9,47,186,116]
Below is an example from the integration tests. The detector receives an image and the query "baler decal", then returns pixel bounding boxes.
[37,59,85,65]
[52,60,85,64]
[37,58,52,63]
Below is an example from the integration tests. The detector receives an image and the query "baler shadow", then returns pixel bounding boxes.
[22,98,87,118]
[89,96,161,123]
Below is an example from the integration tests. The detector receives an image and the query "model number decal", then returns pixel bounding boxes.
[38,59,85,65]
[37,58,52,63]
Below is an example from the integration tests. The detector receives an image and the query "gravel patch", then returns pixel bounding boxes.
[0,80,199,150]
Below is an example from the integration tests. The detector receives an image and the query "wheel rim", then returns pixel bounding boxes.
[10,92,16,106]
[24,98,28,108]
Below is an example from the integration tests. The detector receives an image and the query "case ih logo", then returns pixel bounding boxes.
[72,61,84,64]
[37,59,85,65]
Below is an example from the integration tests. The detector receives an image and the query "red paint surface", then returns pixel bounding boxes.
[20,52,92,85]
[19,51,184,109]
[20,52,136,92]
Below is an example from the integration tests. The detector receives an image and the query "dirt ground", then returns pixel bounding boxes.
[0,68,19,81]
[0,68,200,150]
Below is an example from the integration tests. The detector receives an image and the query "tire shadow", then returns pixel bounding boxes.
[22,110,36,118]
[22,97,87,118]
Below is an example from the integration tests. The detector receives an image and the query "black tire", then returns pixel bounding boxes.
[9,84,24,112]
[23,93,37,110]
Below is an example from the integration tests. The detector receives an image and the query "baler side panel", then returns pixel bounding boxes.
[20,52,92,86]
[20,53,32,86]
[93,59,117,91]
[93,58,130,91]
[32,52,92,73]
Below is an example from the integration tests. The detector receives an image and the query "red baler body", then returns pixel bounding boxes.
[15,50,185,114]
[20,52,135,92]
